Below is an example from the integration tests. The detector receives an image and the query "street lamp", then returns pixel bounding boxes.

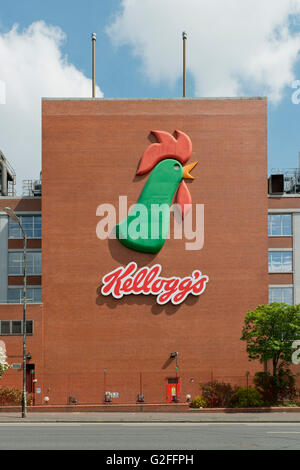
[3,207,27,418]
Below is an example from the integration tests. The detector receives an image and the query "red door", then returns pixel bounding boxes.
[166,378,180,403]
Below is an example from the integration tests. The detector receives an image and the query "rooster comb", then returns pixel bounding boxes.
[136,130,192,175]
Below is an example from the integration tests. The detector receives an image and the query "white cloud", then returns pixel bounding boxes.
[0,21,103,193]
[107,0,300,101]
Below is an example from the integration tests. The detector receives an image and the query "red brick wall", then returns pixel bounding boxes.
[0,198,41,212]
[40,98,268,404]
[268,197,300,209]
[268,237,292,249]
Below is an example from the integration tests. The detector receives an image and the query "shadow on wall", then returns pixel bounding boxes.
[107,235,160,266]
[97,220,199,315]
[95,285,199,316]
[161,357,175,370]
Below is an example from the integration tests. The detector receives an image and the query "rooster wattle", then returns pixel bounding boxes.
[115,130,197,254]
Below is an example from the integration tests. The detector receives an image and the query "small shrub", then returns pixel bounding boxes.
[0,387,33,406]
[229,387,264,408]
[190,395,207,408]
[254,369,298,405]
[278,402,299,408]
[200,381,238,408]
[0,362,10,379]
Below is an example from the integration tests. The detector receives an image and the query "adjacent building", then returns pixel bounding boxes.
[268,168,300,306]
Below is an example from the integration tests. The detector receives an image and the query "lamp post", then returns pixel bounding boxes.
[4,207,27,418]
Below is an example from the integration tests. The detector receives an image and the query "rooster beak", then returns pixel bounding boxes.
[182,161,198,179]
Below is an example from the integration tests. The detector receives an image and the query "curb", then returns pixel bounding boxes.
[1,405,300,413]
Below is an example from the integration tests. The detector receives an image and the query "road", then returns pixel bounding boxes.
[0,422,299,450]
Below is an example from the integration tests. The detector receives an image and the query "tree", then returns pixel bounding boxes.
[0,342,9,379]
[241,303,300,403]
[241,303,300,377]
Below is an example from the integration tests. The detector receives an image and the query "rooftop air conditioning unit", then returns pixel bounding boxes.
[268,174,284,195]
[33,182,42,196]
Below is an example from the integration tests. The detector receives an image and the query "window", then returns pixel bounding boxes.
[8,251,41,276]
[11,321,22,334]
[268,251,293,273]
[7,287,41,304]
[8,215,41,239]
[0,320,33,335]
[1,321,10,335]
[269,287,293,305]
[268,214,292,236]
[26,321,33,334]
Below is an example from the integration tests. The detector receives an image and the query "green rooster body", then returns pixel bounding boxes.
[115,159,183,254]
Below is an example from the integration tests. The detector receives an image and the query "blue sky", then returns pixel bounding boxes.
[1,0,300,188]
[0,0,189,97]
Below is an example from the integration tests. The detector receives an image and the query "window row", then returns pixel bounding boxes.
[9,215,41,239]
[8,251,41,276]
[269,287,293,305]
[268,214,292,237]
[7,213,293,239]
[268,251,292,273]
[0,320,33,335]
[7,287,41,304]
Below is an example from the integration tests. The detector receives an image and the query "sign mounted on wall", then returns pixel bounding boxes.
[100,130,209,306]
[101,262,209,306]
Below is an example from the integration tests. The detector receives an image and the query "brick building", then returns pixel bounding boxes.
[0,97,297,405]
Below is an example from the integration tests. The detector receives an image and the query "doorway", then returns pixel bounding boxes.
[26,364,35,405]
[166,377,180,403]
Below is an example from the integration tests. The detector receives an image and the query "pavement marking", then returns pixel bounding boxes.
[0,423,83,427]
[267,432,300,434]
[245,423,300,427]
[0,422,299,427]
[0,422,231,427]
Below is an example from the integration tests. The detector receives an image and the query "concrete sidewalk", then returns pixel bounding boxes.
[0,411,300,423]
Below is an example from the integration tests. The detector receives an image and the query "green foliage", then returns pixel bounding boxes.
[278,402,300,407]
[190,395,207,408]
[0,362,10,379]
[200,381,239,408]
[241,303,300,375]
[254,369,298,405]
[0,387,32,406]
[229,387,264,408]
[0,387,22,405]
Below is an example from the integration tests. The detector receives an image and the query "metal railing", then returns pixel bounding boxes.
[22,180,42,197]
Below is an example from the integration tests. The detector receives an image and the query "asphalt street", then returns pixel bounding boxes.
[0,422,299,450]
